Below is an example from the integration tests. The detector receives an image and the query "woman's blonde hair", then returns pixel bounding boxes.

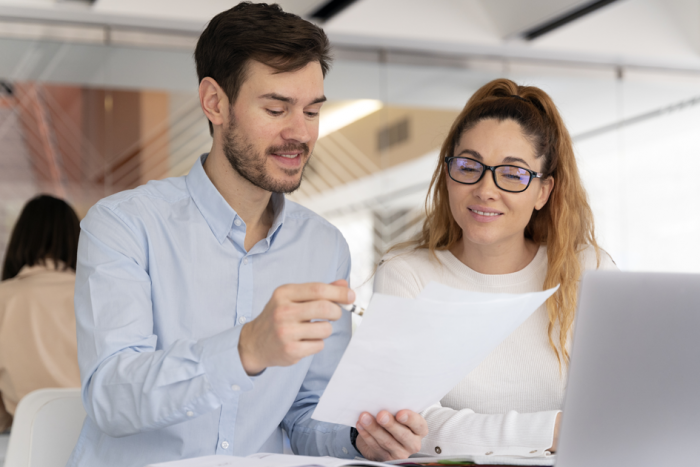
[414,78,599,366]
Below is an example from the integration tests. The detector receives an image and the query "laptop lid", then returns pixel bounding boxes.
[556,270,700,467]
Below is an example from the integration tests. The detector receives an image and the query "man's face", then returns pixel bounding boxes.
[223,60,325,193]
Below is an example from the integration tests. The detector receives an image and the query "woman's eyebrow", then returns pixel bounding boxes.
[502,156,531,168]
[456,149,482,160]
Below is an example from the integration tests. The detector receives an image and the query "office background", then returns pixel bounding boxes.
[0,0,699,306]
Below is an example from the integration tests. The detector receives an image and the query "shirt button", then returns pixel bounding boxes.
[342,447,348,454]
[435,447,441,454]
[231,384,240,391]
[221,441,229,449]
[238,316,247,324]
[234,219,242,226]
[186,411,194,417]
[243,258,248,265]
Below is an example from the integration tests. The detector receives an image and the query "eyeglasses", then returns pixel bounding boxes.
[444,156,543,193]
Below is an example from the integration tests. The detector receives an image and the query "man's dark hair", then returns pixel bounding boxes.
[195,2,332,134]
[2,194,80,281]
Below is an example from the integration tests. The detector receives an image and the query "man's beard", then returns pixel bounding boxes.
[223,117,310,194]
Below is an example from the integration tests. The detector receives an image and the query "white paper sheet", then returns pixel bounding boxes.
[311,282,558,427]
[146,453,391,467]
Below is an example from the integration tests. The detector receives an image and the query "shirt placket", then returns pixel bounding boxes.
[216,218,253,454]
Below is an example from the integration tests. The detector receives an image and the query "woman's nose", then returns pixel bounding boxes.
[473,169,500,200]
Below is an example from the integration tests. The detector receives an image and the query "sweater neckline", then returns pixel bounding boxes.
[16,260,72,278]
[436,245,548,288]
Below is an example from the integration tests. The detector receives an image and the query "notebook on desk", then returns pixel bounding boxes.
[556,270,700,467]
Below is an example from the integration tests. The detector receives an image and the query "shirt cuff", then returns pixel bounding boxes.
[332,425,363,459]
[421,410,561,458]
[199,325,254,402]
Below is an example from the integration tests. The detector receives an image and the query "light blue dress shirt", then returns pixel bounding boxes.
[67,155,359,466]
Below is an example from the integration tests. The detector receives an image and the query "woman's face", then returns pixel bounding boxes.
[446,118,554,251]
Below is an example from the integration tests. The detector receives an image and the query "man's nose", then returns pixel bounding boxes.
[281,112,312,143]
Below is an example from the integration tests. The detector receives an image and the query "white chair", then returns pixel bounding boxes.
[4,388,85,467]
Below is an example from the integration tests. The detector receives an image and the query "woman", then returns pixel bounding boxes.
[0,195,82,431]
[374,79,616,458]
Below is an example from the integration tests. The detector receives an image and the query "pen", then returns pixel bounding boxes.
[339,304,365,316]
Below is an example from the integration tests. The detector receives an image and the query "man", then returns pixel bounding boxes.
[67,3,427,466]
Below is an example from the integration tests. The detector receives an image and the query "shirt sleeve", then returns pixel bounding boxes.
[76,203,255,438]
[281,234,361,459]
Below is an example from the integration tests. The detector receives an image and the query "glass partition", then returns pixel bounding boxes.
[1,31,699,297]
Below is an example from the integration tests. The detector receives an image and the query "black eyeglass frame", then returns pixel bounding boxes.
[444,156,544,193]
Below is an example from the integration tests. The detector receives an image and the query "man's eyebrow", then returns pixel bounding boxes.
[259,93,327,106]
[502,156,531,168]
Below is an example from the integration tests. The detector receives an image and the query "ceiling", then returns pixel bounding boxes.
[0,0,698,71]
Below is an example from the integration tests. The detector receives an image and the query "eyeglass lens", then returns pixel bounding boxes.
[449,158,532,192]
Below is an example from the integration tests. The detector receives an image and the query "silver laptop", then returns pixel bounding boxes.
[556,270,700,467]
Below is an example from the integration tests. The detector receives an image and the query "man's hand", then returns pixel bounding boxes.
[355,410,428,461]
[238,280,354,375]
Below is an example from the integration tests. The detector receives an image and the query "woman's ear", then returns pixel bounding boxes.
[535,176,554,210]
[199,77,230,129]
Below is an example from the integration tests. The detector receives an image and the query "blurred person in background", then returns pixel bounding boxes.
[0,194,81,432]
[374,79,617,458]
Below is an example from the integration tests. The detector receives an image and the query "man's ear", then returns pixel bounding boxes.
[535,176,554,211]
[199,77,230,129]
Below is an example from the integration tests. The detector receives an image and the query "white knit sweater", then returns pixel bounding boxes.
[373,245,617,458]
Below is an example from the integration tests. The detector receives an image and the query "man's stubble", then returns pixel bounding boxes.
[223,116,310,194]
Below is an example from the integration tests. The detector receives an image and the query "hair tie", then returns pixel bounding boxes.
[510,94,548,117]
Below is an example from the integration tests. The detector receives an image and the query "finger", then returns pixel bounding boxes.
[297,321,335,341]
[358,412,410,459]
[377,410,424,454]
[297,300,343,322]
[396,409,429,437]
[356,421,392,461]
[330,279,348,287]
[276,282,354,305]
[286,340,325,362]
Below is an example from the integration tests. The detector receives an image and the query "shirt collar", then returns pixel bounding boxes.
[186,154,288,245]
[267,191,287,244]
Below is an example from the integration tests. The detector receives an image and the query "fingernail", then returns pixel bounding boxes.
[378,414,389,425]
[348,289,356,303]
[398,413,408,423]
[361,414,372,427]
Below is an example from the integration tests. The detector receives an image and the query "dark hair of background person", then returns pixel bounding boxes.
[1,195,81,281]
[195,1,332,135]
